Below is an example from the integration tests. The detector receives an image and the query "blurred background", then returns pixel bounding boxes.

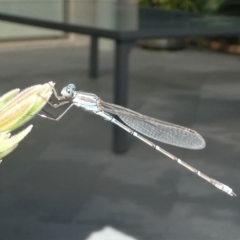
[0,0,240,239]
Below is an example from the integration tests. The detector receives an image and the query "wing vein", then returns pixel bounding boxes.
[101,101,205,149]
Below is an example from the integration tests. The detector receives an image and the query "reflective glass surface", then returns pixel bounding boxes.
[0,0,239,37]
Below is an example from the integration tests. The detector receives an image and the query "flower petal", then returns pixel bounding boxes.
[0,81,54,115]
[0,95,37,133]
[0,82,54,133]
[0,89,20,111]
[10,91,52,131]
[0,144,18,161]
[0,125,33,160]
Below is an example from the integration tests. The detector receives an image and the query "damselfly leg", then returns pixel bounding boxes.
[38,84,72,120]
[39,103,75,121]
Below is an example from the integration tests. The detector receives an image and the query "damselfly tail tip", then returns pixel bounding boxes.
[222,185,236,197]
[231,191,237,197]
[214,182,236,197]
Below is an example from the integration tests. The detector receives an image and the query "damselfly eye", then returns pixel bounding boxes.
[61,85,74,97]
[68,84,76,90]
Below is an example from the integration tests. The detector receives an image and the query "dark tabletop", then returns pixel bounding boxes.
[0,0,240,40]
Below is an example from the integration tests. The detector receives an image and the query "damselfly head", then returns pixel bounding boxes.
[61,84,76,98]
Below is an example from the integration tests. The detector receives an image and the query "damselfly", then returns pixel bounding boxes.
[39,83,236,197]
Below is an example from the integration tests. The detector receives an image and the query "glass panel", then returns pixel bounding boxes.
[0,0,239,34]
[0,0,64,40]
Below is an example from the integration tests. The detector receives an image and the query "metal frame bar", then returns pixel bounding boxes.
[113,40,134,153]
[89,36,99,79]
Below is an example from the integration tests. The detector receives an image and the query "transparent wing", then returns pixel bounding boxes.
[101,101,206,150]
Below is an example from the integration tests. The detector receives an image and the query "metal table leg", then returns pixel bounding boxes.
[113,40,133,153]
[89,36,99,79]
